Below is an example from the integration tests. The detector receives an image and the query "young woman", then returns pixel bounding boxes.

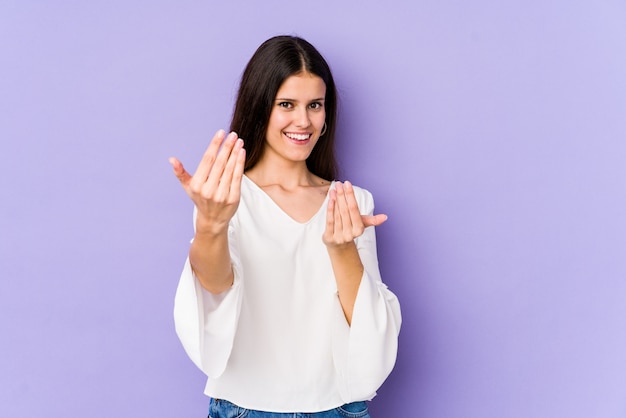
[169,36,401,418]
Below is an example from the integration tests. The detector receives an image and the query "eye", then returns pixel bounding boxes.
[309,102,324,110]
[277,101,293,109]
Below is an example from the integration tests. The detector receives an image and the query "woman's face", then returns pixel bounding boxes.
[264,72,326,165]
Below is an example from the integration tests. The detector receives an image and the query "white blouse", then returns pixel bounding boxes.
[174,175,401,413]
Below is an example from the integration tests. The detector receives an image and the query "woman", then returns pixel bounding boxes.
[169,36,401,417]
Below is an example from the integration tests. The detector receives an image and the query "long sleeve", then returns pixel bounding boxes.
[173,211,244,378]
[173,179,401,412]
[332,188,402,401]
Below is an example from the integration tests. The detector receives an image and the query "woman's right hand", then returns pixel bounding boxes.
[169,130,246,235]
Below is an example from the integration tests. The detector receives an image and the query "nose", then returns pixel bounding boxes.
[295,107,311,128]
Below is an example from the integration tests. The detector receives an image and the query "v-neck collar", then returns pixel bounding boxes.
[242,175,334,225]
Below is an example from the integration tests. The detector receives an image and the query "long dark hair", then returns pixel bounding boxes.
[229,36,338,181]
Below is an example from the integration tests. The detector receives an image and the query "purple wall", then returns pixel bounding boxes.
[2,1,625,417]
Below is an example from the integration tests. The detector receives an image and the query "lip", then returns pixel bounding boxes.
[283,131,312,144]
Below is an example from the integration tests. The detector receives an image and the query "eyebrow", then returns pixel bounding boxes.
[274,97,325,102]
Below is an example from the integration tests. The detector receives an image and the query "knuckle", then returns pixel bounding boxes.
[211,193,226,204]
[189,182,202,195]
[199,188,216,200]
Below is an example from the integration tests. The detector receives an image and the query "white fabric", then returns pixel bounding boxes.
[174,175,401,413]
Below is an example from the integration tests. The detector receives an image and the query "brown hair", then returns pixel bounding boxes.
[229,36,338,180]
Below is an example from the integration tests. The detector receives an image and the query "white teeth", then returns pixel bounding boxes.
[285,133,309,141]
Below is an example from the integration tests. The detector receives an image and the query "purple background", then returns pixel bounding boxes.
[1,1,625,417]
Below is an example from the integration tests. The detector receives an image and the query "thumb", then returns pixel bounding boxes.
[362,214,388,227]
[169,157,192,186]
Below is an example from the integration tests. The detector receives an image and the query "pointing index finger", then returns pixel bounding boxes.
[194,129,227,182]
[343,181,363,228]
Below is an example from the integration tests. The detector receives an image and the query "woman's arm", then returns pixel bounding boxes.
[170,130,246,293]
[326,184,401,399]
[323,181,387,324]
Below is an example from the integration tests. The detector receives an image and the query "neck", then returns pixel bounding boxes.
[246,160,318,188]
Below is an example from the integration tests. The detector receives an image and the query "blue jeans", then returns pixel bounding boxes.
[208,398,370,418]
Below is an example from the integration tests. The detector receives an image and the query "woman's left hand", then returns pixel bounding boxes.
[322,181,388,247]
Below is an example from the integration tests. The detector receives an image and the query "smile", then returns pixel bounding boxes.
[284,132,311,141]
